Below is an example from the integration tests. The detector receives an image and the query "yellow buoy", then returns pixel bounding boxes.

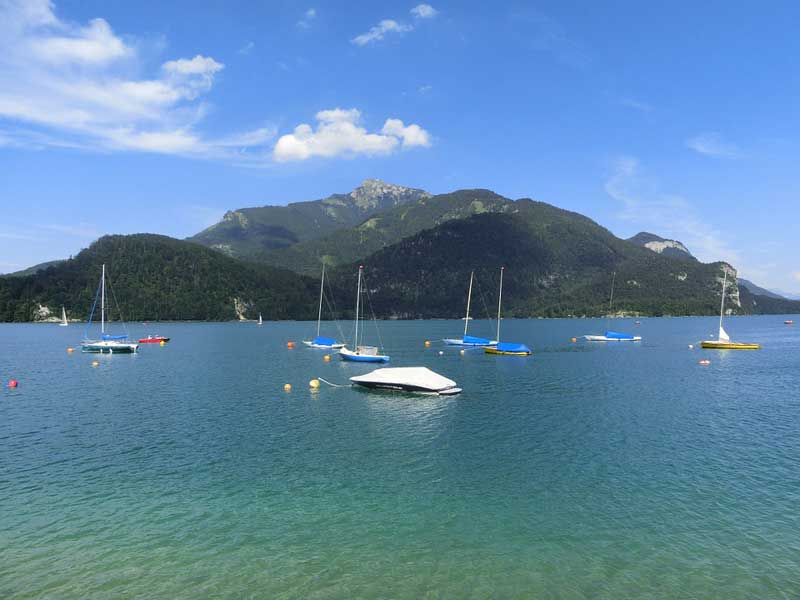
[459,349,465,355]
[159,340,165,346]
[424,340,431,347]
[323,354,331,362]
[67,347,74,353]
[309,379,320,389]
[283,383,292,392]
[91,360,99,367]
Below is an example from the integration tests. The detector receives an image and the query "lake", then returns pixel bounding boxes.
[1,316,799,598]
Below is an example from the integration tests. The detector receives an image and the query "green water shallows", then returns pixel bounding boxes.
[1,317,799,599]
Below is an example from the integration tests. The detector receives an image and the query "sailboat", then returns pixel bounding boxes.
[257,313,263,326]
[339,266,389,362]
[81,264,138,354]
[583,272,641,342]
[701,269,760,350]
[442,271,497,346]
[484,267,532,356]
[59,306,68,327]
[303,264,344,349]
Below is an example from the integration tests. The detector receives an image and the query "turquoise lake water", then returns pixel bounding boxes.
[1,317,799,598]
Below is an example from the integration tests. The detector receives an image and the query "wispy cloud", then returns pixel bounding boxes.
[352,19,412,46]
[605,155,740,265]
[237,41,254,55]
[411,4,438,19]
[511,9,588,68]
[297,8,316,29]
[0,0,274,162]
[618,97,653,113]
[273,108,430,162]
[686,132,740,158]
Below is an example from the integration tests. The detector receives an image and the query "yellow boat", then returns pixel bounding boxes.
[700,341,760,350]
[702,269,760,351]
[484,343,532,356]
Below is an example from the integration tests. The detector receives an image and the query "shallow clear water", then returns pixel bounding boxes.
[1,316,799,599]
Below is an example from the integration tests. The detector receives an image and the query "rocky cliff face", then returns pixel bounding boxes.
[627,232,695,261]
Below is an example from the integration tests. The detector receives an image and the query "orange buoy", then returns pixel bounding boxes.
[283,383,292,392]
[8,379,18,389]
[287,341,295,349]
[323,354,331,362]
[67,347,74,353]
[424,340,431,347]
[91,360,99,367]
[571,337,577,343]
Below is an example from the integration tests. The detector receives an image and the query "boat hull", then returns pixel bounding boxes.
[303,341,345,349]
[138,337,170,344]
[484,347,531,356]
[700,341,761,350]
[442,338,497,346]
[339,347,389,362]
[81,341,139,354]
[584,335,642,342]
[350,367,461,395]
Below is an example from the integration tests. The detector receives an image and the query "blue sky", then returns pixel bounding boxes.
[1,0,798,293]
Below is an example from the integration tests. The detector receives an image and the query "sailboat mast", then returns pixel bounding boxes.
[496,267,504,342]
[719,269,728,331]
[316,264,325,337]
[101,264,105,334]
[464,271,474,337]
[354,266,363,348]
[609,271,616,314]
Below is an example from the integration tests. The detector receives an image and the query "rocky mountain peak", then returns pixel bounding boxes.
[348,179,431,209]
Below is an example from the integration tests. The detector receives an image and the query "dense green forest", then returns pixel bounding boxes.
[0,234,318,322]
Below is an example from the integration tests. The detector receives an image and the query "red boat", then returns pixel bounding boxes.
[139,335,170,343]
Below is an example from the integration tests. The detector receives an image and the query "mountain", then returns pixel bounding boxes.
[737,278,787,300]
[627,232,696,261]
[0,234,318,322]
[261,189,514,275]
[738,286,800,314]
[328,208,751,318]
[190,179,431,260]
[2,259,65,278]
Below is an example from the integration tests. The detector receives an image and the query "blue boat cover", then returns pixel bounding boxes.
[312,336,337,346]
[604,331,634,340]
[496,342,531,353]
[463,335,492,345]
[102,334,128,340]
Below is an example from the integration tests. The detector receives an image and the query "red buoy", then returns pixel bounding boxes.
[8,379,18,388]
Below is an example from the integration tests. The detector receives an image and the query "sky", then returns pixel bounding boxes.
[1,0,798,294]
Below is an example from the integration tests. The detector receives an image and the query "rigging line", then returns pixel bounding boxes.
[474,275,496,336]
[322,274,348,343]
[361,270,385,351]
[106,274,130,336]
[85,277,102,339]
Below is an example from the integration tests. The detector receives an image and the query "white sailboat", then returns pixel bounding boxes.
[59,306,68,327]
[81,264,138,354]
[303,263,344,349]
[258,313,263,326]
[701,269,760,350]
[583,271,642,342]
[442,271,497,346]
[339,266,389,362]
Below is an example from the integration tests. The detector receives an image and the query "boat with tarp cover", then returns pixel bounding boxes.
[583,272,641,342]
[81,264,138,354]
[443,271,497,347]
[350,367,461,395]
[304,264,345,349]
[483,267,532,356]
[701,269,760,350]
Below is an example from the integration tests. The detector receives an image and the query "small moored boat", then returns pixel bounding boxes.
[584,331,642,342]
[303,264,345,349]
[81,264,138,354]
[340,266,389,363]
[138,335,170,344]
[443,271,497,347]
[350,367,461,395]
[701,268,760,350]
[483,267,532,356]
[785,320,794,325]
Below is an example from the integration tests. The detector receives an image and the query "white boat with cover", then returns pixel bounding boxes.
[339,266,389,362]
[442,271,497,347]
[350,367,462,395]
[303,264,345,349]
[583,272,642,342]
[81,264,138,354]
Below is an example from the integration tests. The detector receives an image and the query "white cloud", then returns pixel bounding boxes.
[0,0,270,161]
[793,272,800,282]
[273,108,431,162]
[605,155,740,265]
[411,4,438,19]
[297,8,316,28]
[238,41,254,55]
[686,132,740,158]
[618,97,652,113]
[351,19,412,46]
